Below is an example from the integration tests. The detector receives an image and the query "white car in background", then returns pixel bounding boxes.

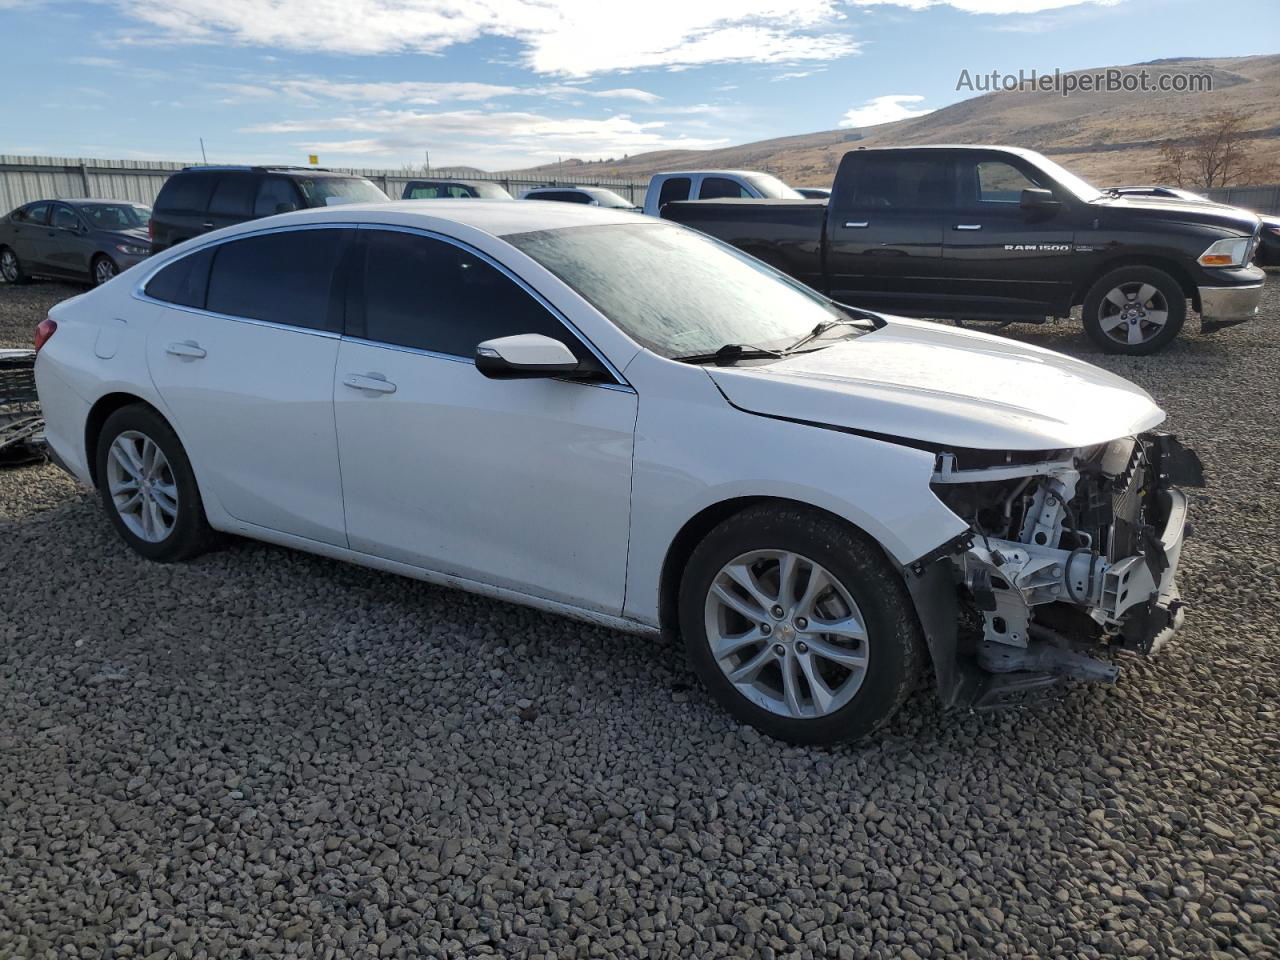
[522,186,639,211]
[643,170,803,216]
[34,201,1198,743]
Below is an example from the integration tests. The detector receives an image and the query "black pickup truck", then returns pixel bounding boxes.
[662,146,1266,354]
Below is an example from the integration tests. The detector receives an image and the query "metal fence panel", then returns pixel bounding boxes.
[1203,185,1280,215]
[0,155,650,210]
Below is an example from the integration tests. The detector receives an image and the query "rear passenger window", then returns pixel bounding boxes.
[208,175,257,217]
[156,173,216,213]
[700,177,750,200]
[144,248,214,309]
[357,230,580,359]
[254,178,299,217]
[406,184,444,199]
[657,177,691,207]
[23,203,50,225]
[838,156,953,210]
[206,229,347,332]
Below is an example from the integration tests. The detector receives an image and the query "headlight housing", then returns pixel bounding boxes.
[1197,236,1250,267]
[116,243,150,257]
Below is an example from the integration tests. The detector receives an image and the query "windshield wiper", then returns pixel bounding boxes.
[782,318,869,355]
[673,343,783,366]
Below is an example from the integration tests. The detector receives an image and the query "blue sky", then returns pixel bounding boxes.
[1,0,1276,171]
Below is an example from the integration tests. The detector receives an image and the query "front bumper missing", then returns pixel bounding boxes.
[907,434,1199,711]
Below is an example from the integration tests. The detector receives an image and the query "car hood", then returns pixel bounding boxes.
[1092,195,1260,234]
[706,317,1165,451]
[102,227,150,245]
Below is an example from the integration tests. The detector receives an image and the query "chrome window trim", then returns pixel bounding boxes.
[354,223,630,389]
[130,222,359,337]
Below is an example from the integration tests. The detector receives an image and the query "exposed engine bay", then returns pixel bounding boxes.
[920,432,1203,709]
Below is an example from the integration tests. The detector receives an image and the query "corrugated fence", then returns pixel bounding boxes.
[0,155,652,210]
[1203,184,1280,216]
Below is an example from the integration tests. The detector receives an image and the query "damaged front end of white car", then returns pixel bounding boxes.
[911,432,1203,710]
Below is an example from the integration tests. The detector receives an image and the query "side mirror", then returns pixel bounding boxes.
[475,333,582,379]
[1020,187,1061,213]
[275,201,298,214]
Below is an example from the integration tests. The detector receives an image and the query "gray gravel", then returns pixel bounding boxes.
[1,275,1278,959]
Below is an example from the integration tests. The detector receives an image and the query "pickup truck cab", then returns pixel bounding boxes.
[643,170,802,217]
[662,146,1266,354]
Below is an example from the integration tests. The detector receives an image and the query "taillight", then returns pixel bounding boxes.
[34,317,57,353]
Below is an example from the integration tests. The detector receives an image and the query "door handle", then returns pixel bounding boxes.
[202,221,214,229]
[954,224,982,231]
[843,220,870,228]
[343,373,397,394]
[165,340,206,359]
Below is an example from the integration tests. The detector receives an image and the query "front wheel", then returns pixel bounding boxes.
[95,404,215,562]
[1082,266,1186,355]
[678,505,925,745]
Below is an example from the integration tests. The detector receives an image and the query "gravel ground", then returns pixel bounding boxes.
[1,276,1278,959]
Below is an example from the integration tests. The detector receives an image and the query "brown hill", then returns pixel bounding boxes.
[516,55,1280,188]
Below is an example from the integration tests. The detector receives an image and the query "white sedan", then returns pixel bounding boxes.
[34,201,1198,743]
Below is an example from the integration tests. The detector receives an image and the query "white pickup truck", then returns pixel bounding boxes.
[642,170,801,216]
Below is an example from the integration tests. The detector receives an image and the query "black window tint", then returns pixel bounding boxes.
[24,203,50,225]
[657,177,691,206]
[144,247,214,309]
[52,206,80,230]
[157,173,216,212]
[206,229,346,331]
[208,175,257,217]
[359,230,577,358]
[254,178,299,217]
[840,156,953,210]
[700,177,750,200]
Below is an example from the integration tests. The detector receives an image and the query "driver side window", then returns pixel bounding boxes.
[353,229,594,364]
[973,161,1042,203]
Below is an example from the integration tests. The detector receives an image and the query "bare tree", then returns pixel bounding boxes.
[1153,109,1277,187]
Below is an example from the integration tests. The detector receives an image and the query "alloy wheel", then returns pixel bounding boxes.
[1097,281,1169,347]
[0,250,17,283]
[94,258,117,285]
[704,549,869,719]
[106,431,179,543]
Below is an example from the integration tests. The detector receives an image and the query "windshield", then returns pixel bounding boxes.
[296,177,388,206]
[585,188,637,209]
[1022,152,1102,202]
[744,173,803,200]
[474,182,514,199]
[82,203,150,229]
[507,221,852,358]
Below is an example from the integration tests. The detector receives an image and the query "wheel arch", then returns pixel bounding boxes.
[1073,255,1201,313]
[657,495,903,641]
[84,392,161,486]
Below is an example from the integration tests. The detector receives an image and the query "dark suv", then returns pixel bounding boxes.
[149,166,388,252]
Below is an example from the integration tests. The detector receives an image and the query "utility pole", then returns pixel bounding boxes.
[424,150,430,174]
[199,138,208,164]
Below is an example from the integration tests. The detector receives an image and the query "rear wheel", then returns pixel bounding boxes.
[91,254,118,286]
[1082,266,1185,355]
[95,404,215,562]
[678,505,924,744]
[0,246,28,284]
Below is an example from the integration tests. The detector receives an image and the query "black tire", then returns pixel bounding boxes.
[678,504,925,745]
[90,254,118,287]
[1082,265,1186,355]
[0,246,29,284]
[95,404,215,562]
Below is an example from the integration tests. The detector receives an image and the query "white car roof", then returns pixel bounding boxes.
[654,170,763,178]
[212,198,647,241]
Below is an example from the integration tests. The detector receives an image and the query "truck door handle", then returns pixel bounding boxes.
[843,221,870,229]
[344,373,397,394]
[165,340,206,359]
[954,223,982,231]
[202,221,214,229]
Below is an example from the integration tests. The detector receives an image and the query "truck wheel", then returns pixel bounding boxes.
[678,504,924,745]
[1082,266,1185,355]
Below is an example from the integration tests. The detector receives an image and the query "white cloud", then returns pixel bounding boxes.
[114,0,859,76]
[838,94,933,128]
[240,107,730,168]
[218,78,662,105]
[69,56,124,67]
[853,0,1120,12]
[772,68,827,81]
